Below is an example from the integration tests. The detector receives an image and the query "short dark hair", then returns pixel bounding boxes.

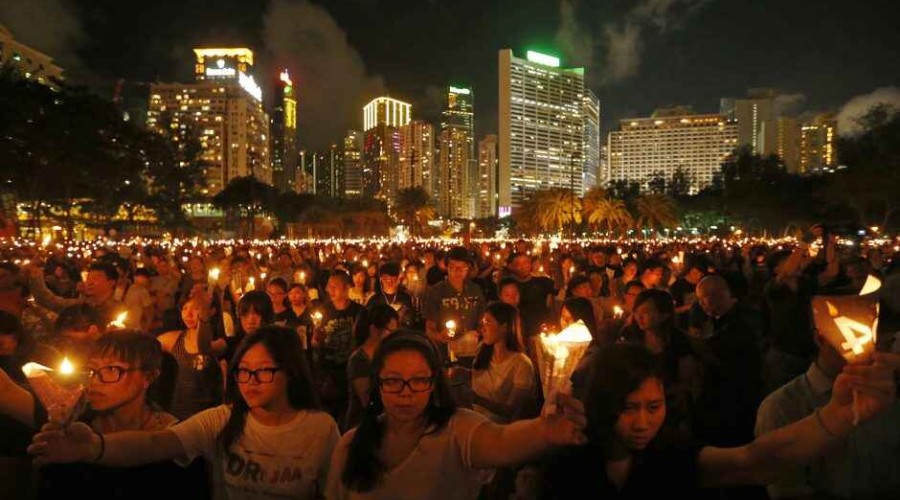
[266,277,288,293]
[55,304,103,333]
[497,277,520,293]
[133,268,152,279]
[237,290,275,326]
[378,262,400,277]
[445,246,473,267]
[88,262,119,282]
[328,270,353,287]
[641,259,664,274]
[566,275,593,298]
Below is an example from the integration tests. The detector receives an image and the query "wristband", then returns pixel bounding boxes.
[93,432,106,463]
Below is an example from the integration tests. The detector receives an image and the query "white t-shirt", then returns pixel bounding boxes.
[171,404,339,500]
[472,352,535,423]
[325,409,494,500]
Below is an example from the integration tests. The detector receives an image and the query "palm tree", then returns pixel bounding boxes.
[586,197,633,235]
[633,193,679,235]
[394,187,433,235]
[535,188,582,232]
[581,186,608,221]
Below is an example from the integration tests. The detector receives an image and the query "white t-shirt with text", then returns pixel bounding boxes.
[171,404,339,500]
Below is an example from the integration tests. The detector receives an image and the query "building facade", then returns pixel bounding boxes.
[440,86,476,216]
[438,126,470,219]
[147,48,270,196]
[362,97,411,203]
[800,113,838,173]
[582,90,601,191]
[721,88,779,157]
[498,49,587,212]
[398,120,435,193]
[343,130,364,197]
[270,70,298,192]
[478,135,499,218]
[0,24,64,87]
[607,107,738,194]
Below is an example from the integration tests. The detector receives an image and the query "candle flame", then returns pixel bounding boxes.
[110,311,128,328]
[59,357,74,375]
[209,268,220,281]
[613,305,624,318]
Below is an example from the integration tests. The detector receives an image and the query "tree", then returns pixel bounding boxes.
[534,188,582,233]
[633,193,679,235]
[394,187,434,235]
[585,197,633,235]
[668,167,695,199]
[212,176,278,237]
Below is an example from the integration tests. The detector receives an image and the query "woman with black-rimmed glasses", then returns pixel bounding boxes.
[28,326,340,500]
[326,331,587,499]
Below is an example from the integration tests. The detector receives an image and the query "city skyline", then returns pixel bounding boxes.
[1,0,898,151]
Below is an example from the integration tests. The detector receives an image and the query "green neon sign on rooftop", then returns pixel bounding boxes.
[526,50,560,68]
[449,86,471,95]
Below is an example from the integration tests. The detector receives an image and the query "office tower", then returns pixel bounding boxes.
[147,48,270,195]
[343,130,364,197]
[270,70,298,192]
[478,135,499,218]
[498,49,587,212]
[438,126,470,219]
[439,86,476,216]
[362,97,411,203]
[399,120,435,192]
[608,107,738,193]
[800,113,838,173]
[0,24,64,87]
[721,88,780,157]
[583,90,601,190]
[776,116,801,173]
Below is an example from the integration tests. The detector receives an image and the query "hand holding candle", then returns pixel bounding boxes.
[534,320,593,414]
[22,358,88,426]
[108,311,128,329]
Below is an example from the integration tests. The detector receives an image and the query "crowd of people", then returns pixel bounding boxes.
[1,231,899,499]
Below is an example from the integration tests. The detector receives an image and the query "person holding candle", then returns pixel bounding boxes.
[25,261,128,330]
[507,253,555,342]
[317,271,367,420]
[286,283,315,350]
[326,332,586,500]
[608,257,639,298]
[29,326,339,500]
[538,342,898,498]
[423,247,486,365]
[365,263,414,328]
[266,277,293,325]
[755,320,900,497]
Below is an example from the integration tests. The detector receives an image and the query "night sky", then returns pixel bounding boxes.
[2,0,899,149]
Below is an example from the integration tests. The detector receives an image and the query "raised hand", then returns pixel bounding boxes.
[28,422,98,467]
[541,393,587,447]
[829,356,897,426]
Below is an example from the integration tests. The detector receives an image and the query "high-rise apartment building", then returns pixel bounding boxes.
[399,120,435,192]
[147,48,270,195]
[478,135,499,218]
[343,130,364,197]
[362,97,411,203]
[438,126,470,219]
[583,90,601,191]
[721,88,779,157]
[800,113,838,173]
[0,24,64,87]
[498,49,587,212]
[312,145,343,197]
[776,116,801,173]
[439,86,477,216]
[270,70,298,192]
[607,107,738,193]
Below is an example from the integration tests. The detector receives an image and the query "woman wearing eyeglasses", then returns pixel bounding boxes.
[13,330,208,498]
[326,332,587,500]
[29,326,340,500]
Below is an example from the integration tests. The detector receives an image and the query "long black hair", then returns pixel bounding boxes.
[341,332,456,492]
[472,301,522,370]
[236,290,275,336]
[626,288,676,346]
[584,343,665,450]
[218,325,318,452]
[561,297,599,340]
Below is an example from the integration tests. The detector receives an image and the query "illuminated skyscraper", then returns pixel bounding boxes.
[147,48,270,195]
[478,135,499,218]
[343,130,364,197]
[776,116,801,173]
[399,120,435,192]
[800,113,838,173]
[582,90,601,190]
[439,85,476,218]
[313,145,343,197]
[721,88,779,157]
[498,49,587,212]
[362,97,411,203]
[271,70,298,192]
[608,107,737,193]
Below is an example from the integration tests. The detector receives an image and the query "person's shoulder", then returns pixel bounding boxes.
[756,373,812,422]
[300,409,339,433]
[511,351,535,368]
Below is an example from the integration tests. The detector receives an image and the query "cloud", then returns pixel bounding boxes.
[773,93,806,116]
[554,0,595,67]
[0,0,84,74]
[589,0,712,84]
[836,86,900,137]
[263,0,385,150]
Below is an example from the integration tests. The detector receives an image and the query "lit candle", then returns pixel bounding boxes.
[109,311,128,329]
[246,276,255,291]
[311,310,324,328]
[613,305,624,319]
[445,319,457,338]
[208,267,220,287]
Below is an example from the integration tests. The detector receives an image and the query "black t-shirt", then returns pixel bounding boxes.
[426,266,447,286]
[517,276,555,338]
[319,301,366,369]
[764,275,816,357]
[366,290,415,327]
[543,441,703,499]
